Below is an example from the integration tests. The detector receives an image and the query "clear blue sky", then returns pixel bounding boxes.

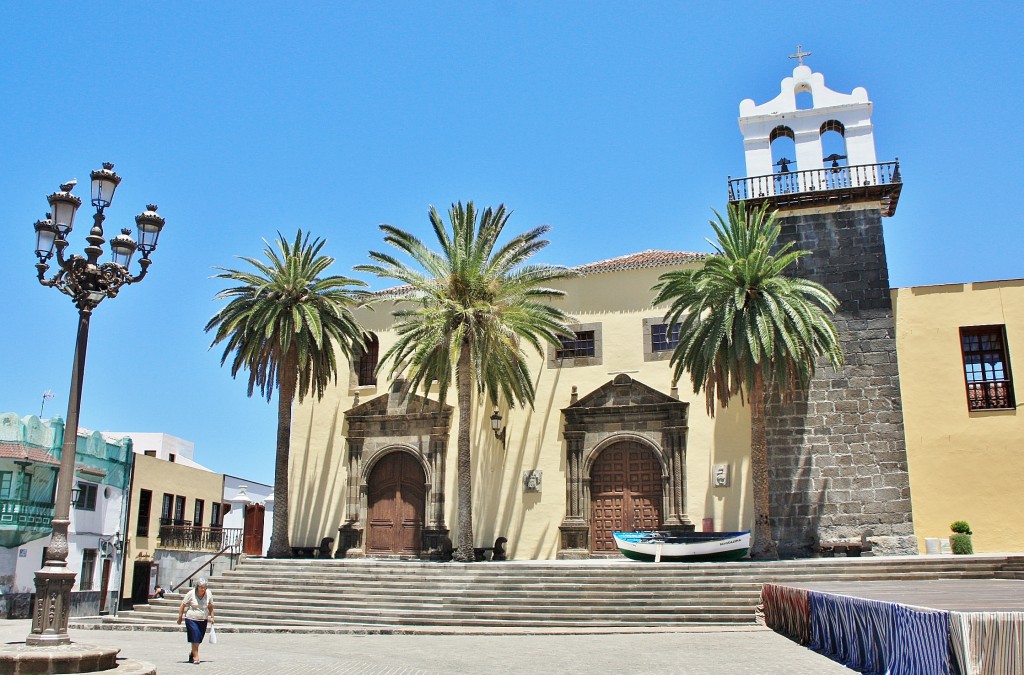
[2,3,1021,484]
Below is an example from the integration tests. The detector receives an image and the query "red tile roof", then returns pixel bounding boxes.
[573,250,706,275]
[370,250,705,296]
[0,442,60,466]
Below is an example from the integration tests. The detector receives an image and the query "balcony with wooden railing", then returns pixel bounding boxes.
[0,498,55,547]
[727,160,902,217]
[158,524,242,553]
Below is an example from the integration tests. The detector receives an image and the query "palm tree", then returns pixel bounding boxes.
[357,202,577,562]
[206,230,367,558]
[653,202,843,559]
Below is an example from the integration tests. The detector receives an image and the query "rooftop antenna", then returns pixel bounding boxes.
[40,390,55,417]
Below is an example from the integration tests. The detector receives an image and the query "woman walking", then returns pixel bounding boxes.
[176,578,215,664]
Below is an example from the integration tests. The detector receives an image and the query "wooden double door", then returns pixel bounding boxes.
[366,452,426,556]
[243,503,265,555]
[590,441,663,552]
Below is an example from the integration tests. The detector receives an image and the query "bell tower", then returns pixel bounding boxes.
[730,53,916,556]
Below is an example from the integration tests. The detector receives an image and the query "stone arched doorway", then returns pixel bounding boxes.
[366,451,427,556]
[336,383,451,560]
[558,374,691,559]
[589,440,664,553]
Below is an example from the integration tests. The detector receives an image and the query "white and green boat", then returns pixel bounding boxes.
[613,530,751,562]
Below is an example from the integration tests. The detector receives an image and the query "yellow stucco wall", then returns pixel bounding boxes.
[291,263,753,559]
[893,279,1024,553]
[124,455,224,594]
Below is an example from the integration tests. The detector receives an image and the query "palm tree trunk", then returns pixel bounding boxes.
[267,347,298,558]
[452,338,475,562]
[749,374,779,560]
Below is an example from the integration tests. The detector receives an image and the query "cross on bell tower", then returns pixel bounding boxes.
[788,44,812,66]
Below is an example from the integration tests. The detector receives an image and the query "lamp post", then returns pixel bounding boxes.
[29,163,165,646]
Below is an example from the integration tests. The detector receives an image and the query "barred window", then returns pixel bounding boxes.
[651,323,681,353]
[960,325,1015,411]
[556,331,596,359]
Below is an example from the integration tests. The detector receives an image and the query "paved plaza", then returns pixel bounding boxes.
[0,620,850,674]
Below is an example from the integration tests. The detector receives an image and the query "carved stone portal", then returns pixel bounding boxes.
[336,383,451,560]
[558,374,692,559]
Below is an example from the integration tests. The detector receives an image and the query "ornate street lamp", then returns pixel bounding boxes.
[29,163,165,646]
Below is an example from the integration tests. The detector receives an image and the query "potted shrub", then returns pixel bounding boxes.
[950,520,973,555]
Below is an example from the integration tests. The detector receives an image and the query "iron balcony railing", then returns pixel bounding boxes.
[158,525,242,553]
[728,161,901,211]
[966,380,1015,411]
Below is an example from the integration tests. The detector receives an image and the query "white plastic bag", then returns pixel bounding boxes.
[208,626,218,644]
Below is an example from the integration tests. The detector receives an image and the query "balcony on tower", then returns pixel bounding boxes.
[728,63,902,217]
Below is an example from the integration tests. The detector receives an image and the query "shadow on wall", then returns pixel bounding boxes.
[705,402,752,532]
[293,400,346,547]
[474,359,565,560]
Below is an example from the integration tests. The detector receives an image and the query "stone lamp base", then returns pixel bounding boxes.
[0,642,155,675]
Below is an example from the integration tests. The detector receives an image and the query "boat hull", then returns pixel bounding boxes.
[612,531,751,562]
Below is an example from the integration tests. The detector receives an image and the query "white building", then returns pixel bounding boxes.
[223,476,273,556]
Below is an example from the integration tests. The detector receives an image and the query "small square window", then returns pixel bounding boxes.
[651,323,681,353]
[74,482,98,511]
[643,317,683,362]
[556,331,596,359]
[547,323,602,368]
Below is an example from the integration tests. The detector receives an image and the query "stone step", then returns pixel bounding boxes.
[114,610,753,630]
[203,571,996,593]
[233,558,1004,572]
[126,601,760,623]
[103,555,1014,632]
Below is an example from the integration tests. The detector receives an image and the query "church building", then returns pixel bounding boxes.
[289,60,1016,560]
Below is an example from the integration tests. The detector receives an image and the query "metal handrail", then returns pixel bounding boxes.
[158,525,242,552]
[170,544,238,593]
[728,161,901,202]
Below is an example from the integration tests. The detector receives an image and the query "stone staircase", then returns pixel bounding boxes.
[99,555,1013,633]
[994,555,1024,579]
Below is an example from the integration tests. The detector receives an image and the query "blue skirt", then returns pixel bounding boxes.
[185,618,208,643]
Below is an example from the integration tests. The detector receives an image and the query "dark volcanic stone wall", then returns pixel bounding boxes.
[767,206,917,557]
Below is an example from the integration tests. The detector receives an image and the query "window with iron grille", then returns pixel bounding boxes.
[556,331,596,359]
[651,323,681,353]
[80,549,97,591]
[74,482,98,511]
[211,502,222,527]
[547,323,602,368]
[960,325,1015,411]
[194,499,205,526]
[643,317,681,362]
[137,489,152,537]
